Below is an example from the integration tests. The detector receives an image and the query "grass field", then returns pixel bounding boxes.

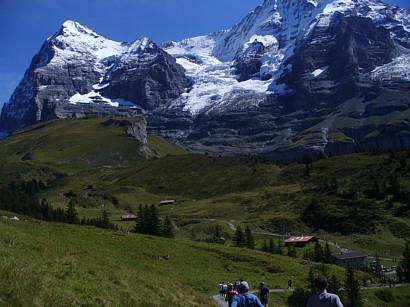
[0,212,352,306]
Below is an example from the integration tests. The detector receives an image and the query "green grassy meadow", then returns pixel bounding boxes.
[0,118,409,305]
[0,214,345,306]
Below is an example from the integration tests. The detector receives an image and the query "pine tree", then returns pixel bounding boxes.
[233,226,245,247]
[262,240,269,253]
[162,215,174,238]
[314,241,324,262]
[101,210,110,228]
[142,204,150,234]
[278,237,283,255]
[269,238,275,254]
[134,204,144,233]
[245,226,255,249]
[345,266,363,307]
[402,243,410,282]
[65,200,78,224]
[148,204,160,236]
[324,242,333,263]
[212,225,222,243]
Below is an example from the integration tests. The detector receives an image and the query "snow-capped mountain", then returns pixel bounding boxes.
[1,0,409,159]
[160,0,409,114]
[0,20,190,133]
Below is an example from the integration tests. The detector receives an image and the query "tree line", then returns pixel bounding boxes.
[134,204,174,238]
[303,241,333,263]
[0,186,116,230]
[233,225,255,249]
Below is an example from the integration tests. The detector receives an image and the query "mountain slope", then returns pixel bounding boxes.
[0,118,408,257]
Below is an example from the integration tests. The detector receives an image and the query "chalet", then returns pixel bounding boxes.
[121,215,138,221]
[284,236,318,247]
[332,251,367,269]
[159,200,176,206]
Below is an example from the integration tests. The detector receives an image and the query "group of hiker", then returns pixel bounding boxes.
[218,280,269,307]
[218,275,344,306]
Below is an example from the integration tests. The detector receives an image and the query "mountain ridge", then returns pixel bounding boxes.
[1,0,409,159]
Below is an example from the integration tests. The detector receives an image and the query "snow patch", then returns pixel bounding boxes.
[92,83,110,90]
[245,35,279,49]
[312,66,329,77]
[68,91,140,108]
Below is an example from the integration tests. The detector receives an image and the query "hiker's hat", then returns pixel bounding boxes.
[240,281,249,290]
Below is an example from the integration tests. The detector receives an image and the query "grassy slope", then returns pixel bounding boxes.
[0,214,347,306]
[1,214,407,306]
[0,118,408,257]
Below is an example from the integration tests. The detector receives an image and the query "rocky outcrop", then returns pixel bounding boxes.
[278,14,399,112]
[234,41,266,81]
[100,39,191,110]
[127,118,148,146]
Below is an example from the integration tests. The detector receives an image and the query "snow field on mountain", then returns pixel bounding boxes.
[69,91,139,108]
[170,55,272,114]
[370,55,410,81]
[51,21,125,64]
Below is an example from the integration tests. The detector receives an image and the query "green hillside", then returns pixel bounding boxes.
[0,118,410,306]
[0,118,409,256]
[0,214,334,306]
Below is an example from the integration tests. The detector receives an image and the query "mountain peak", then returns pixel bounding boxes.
[60,20,100,38]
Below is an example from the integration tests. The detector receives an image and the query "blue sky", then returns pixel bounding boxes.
[0,0,408,107]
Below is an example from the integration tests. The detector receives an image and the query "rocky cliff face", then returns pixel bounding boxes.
[151,0,410,159]
[126,118,150,155]
[1,1,409,159]
[0,21,191,133]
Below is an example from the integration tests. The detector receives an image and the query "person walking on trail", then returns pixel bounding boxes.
[226,283,239,307]
[259,281,269,307]
[288,279,293,290]
[223,282,228,298]
[231,281,264,307]
[219,282,224,298]
[307,275,344,307]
